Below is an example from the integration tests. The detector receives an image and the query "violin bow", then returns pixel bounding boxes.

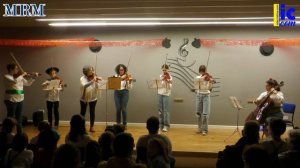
[206,50,211,69]
[9,52,25,73]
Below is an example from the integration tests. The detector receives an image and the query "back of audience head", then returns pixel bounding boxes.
[1,117,17,133]
[52,144,80,168]
[12,133,29,152]
[113,124,125,135]
[113,132,134,157]
[38,128,60,150]
[37,121,51,132]
[146,116,159,134]
[85,140,101,168]
[242,121,260,141]
[243,144,271,168]
[287,128,300,151]
[268,118,286,139]
[69,114,86,141]
[147,138,169,163]
[98,131,115,147]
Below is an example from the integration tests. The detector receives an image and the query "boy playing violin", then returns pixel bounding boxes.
[195,65,215,136]
[158,64,172,132]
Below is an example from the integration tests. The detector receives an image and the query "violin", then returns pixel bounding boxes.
[53,76,67,88]
[120,73,136,83]
[202,72,215,83]
[88,74,102,82]
[163,72,171,82]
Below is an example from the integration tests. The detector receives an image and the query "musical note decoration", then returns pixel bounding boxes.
[162,38,171,48]
[166,38,221,97]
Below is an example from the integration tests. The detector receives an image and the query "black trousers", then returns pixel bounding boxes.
[46,101,59,126]
[80,100,97,127]
[4,100,23,133]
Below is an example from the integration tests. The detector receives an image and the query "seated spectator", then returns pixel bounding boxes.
[98,133,146,168]
[147,138,170,168]
[52,144,81,168]
[65,114,92,166]
[0,117,16,163]
[3,133,33,168]
[278,128,300,168]
[32,128,60,168]
[98,131,115,161]
[28,121,51,151]
[85,140,101,168]
[259,118,288,168]
[243,144,271,168]
[216,120,260,168]
[136,116,173,167]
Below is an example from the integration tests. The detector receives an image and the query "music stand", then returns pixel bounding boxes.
[225,96,243,141]
[147,79,164,92]
[100,77,121,126]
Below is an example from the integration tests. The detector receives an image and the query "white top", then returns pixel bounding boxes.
[4,74,35,102]
[114,74,133,90]
[256,91,284,107]
[194,75,212,94]
[157,74,172,96]
[42,79,62,102]
[80,76,101,102]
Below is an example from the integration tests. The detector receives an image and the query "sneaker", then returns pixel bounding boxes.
[162,127,168,132]
[202,132,207,136]
[195,113,201,117]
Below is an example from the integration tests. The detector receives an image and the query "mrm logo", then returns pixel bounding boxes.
[3,4,46,17]
[273,4,296,27]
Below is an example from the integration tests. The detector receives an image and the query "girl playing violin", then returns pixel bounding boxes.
[42,67,63,129]
[4,63,38,133]
[114,64,133,128]
[195,65,215,136]
[158,64,172,132]
[80,65,102,132]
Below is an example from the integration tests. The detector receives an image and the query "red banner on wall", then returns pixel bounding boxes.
[0,38,164,47]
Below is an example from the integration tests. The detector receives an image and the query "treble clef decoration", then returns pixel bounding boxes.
[177,38,196,67]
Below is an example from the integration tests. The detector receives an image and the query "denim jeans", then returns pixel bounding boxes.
[196,93,210,133]
[114,90,129,125]
[4,100,23,133]
[158,94,170,128]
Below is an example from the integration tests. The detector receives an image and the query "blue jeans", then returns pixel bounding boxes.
[158,94,170,128]
[196,93,210,133]
[4,100,23,133]
[114,90,129,125]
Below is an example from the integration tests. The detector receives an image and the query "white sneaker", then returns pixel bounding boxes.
[202,132,207,136]
[162,127,168,132]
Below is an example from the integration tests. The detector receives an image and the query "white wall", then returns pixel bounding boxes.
[0,26,299,127]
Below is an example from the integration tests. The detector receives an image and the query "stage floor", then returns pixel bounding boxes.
[23,123,289,153]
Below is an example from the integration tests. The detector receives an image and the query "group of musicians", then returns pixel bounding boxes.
[3,61,284,134]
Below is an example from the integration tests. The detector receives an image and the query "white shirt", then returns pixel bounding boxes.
[4,148,33,168]
[4,74,35,102]
[42,79,62,102]
[114,74,133,90]
[80,76,101,102]
[194,75,212,94]
[256,91,284,107]
[157,74,172,96]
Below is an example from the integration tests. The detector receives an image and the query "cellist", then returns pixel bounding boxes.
[252,78,284,125]
[4,63,38,133]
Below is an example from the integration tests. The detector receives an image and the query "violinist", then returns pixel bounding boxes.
[194,65,214,136]
[253,78,284,125]
[4,63,38,133]
[42,67,63,129]
[113,64,133,128]
[158,64,172,132]
[80,65,102,132]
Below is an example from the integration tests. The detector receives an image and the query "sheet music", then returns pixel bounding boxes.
[147,79,164,89]
[229,96,243,109]
[44,79,60,90]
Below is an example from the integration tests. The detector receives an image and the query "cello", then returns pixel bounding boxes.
[245,81,284,123]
